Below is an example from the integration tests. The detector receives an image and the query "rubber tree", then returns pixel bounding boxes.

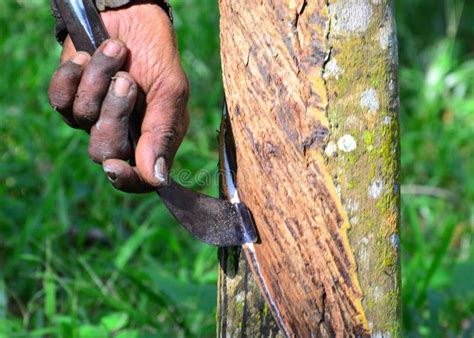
[217,0,400,336]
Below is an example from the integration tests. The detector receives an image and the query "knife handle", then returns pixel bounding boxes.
[55,0,109,54]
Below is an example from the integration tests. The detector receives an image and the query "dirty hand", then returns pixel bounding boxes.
[48,2,189,193]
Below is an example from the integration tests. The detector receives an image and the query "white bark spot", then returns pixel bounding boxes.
[388,78,396,93]
[346,199,360,213]
[360,88,380,113]
[378,6,396,51]
[373,286,383,300]
[235,291,245,303]
[337,135,357,152]
[358,237,369,270]
[369,179,384,199]
[323,59,342,80]
[332,0,373,35]
[379,6,398,61]
[384,116,391,125]
[379,25,390,50]
[390,233,400,249]
[373,332,392,338]
[347,198,360,224]
[324,141,338,157]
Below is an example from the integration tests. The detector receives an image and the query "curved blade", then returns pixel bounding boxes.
[157,180,257,246]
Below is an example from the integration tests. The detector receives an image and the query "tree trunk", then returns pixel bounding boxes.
[217,0,400,337]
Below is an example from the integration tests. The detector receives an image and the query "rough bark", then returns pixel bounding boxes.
[217,0,400,337]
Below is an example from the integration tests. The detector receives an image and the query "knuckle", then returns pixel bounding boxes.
[48,65,82,110]
[88,144,105,164]
[102,95,135,118]
[48,91,71,111]
[173,74,190,102]
[73,95,100,126]
[91,53,124,77]
[159,71,190,104]
[57,62,82,82]
[89,133,132,163]
[142,124,179,154]
[156,125,179,145]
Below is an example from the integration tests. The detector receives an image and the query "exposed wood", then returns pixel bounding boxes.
[218,0,400,337]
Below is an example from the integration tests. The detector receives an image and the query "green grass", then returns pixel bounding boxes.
[0,0,473,337]
[0,1,221,337]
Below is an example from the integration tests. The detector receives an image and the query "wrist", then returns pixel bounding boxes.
[51,0,173,45]
[96,0,173,22]
[100,1,175,41]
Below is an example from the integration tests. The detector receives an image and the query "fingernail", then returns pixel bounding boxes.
[103,40,122,57]
[71,53,89,65]
[154,157,168,185]
[104,168,117,183]
[114,77,131,97]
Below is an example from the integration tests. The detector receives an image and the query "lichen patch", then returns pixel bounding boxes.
[378,25,390,50]
[332,0,373,35]
[378,7,395,50]
[368,179,384,199]
[325,141,338,157]
[338,134,357,152]
[360,88,380,113]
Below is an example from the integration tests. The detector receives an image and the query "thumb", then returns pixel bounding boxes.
[135,82,190,187]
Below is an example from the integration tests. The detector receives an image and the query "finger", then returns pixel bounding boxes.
[88,72,137,163]
[73,39,128,130]
[60,36,78,61]
[103,159,154,193]
[48,52,90,128]
[135,74,190,187]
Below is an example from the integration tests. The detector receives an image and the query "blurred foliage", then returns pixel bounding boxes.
[0,0,472,337]
[397,0,474,336]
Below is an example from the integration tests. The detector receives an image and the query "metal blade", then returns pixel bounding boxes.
[157,180,257,246]
[57,0,258,246]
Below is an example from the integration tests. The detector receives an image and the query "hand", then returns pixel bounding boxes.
[48,1,189,193]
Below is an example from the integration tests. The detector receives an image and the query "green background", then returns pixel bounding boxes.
[0,0,473,336]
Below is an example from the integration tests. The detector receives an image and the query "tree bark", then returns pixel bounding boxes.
[217,0,400,337]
